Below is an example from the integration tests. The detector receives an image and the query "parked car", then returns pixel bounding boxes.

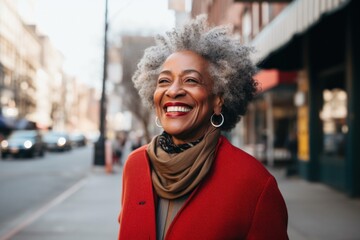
[69,132,87,147]
[0,130,45,158]
[43,131,72,152]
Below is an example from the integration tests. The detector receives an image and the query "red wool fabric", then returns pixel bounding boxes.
[118,136,288,240]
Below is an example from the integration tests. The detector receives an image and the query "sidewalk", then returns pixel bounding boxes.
[269,167,360,240]
[7,165,123,240]
[5,165,360,240]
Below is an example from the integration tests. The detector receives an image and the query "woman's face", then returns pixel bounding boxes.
[154,50,222,145]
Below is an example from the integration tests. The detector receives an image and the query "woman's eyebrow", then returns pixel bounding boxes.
[159,70,172,75]
[183,69,203,77]
[159,69,203,77]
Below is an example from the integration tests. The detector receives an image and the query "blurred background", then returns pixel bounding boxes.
[0,0,359,239]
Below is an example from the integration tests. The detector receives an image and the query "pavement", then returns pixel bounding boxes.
[1,165,122,240]
[270,168,360,240]
[2,164,360,240]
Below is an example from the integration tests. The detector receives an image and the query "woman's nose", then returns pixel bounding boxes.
[165,81,185,98]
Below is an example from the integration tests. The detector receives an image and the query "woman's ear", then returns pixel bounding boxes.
[213,95,224,115]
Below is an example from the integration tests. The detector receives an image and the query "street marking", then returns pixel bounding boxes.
[0,178,87,240]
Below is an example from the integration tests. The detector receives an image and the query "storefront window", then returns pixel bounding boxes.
[319,88,347,157]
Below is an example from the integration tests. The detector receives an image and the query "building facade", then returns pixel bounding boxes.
[0,0,98,136]
[191,0,360,197]
[0,0,40,122]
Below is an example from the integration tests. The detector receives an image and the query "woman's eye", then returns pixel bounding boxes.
[158,78,169,84]
[185,78,198,84]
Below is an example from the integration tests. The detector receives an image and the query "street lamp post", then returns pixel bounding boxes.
[94,0,109,166]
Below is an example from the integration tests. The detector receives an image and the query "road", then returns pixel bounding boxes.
[0,145,93,238]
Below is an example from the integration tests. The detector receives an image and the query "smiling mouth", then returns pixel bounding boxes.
[166,106,192,113]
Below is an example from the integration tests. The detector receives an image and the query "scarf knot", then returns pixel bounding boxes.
[158,131,203,153]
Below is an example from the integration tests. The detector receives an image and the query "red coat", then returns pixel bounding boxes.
[118,136,288,239]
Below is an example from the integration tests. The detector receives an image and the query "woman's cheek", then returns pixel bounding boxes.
[153,89,164,114]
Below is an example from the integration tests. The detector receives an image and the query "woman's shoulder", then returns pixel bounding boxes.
[216,136,272,179]
[123,145,149,170]
[127,144,148,157]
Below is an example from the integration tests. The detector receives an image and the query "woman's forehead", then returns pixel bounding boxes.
[161,50,209,72]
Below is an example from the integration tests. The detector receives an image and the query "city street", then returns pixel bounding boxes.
[1,144,360,239]
[0,145,106,239]
[1,0,359,239]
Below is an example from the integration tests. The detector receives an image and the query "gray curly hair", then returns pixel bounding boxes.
[132,15,258,131]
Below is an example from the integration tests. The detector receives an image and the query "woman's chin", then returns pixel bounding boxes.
[162,126,188,137]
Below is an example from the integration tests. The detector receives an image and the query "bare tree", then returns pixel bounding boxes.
[120,36,155,142]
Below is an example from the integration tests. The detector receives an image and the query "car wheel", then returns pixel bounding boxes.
[27,151,34,158]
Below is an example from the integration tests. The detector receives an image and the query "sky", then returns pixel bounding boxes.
[22,0,175,89]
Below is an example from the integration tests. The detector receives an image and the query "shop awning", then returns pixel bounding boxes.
[254,69,297,92]
[251,0,351,64]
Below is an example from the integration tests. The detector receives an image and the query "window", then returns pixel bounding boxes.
[320,88,347,156]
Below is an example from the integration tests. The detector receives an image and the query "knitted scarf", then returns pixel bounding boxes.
[147,126,220,199]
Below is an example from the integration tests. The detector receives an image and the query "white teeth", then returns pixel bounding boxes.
[167,106,191,112]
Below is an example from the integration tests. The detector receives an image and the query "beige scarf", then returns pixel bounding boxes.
[147,126,220,200]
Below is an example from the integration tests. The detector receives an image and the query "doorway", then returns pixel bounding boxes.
[319,75,348,191]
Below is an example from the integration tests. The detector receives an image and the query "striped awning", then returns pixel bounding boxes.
[251,0,351,64]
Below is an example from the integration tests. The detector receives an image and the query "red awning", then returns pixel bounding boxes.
[254,69,297,92]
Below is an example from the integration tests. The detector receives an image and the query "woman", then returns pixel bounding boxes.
[118,15,288,240]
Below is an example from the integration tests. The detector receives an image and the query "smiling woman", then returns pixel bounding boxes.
[154,50,219,144]
[118,15,289,240]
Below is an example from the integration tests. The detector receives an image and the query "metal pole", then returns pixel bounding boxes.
[94,0,108,166]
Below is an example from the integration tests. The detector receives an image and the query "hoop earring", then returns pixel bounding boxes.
[155,116,162,128]
[211,113,224,128]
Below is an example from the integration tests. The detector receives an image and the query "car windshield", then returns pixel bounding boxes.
[44,132,66,141]
[70,133,84,139]
[9,131,37,139]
